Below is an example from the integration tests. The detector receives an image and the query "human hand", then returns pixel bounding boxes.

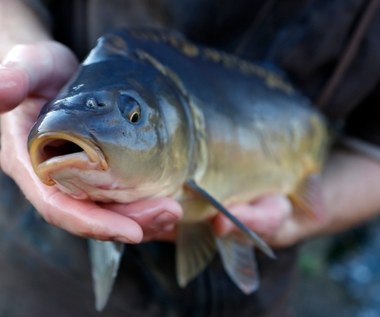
[0,42,183,243]
[139,194,321,246]
[214,195,328,248]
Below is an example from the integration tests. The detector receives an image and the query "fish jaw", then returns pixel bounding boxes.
[28,132,171,202]
[29,132,108,187]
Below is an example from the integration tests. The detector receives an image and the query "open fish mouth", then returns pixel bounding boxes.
[29,132,108,185]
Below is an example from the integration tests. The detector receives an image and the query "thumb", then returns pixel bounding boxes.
[0,41,78,113]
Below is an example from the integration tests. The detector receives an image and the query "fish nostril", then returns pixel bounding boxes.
[40,139,84,163]
[86,97,106,109]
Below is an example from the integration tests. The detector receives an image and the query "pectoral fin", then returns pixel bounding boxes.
[176,222,216,287]
[185,179,275,259]
[290,173,326,219]
[216,235,260,294]
[88,240,124,311]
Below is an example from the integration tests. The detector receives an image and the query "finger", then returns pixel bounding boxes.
[41,190,144,243]
[0,41,78,113]
[268,205,331,248]
[104,198,183,239]
[214,195,292,238]
[143,225,177,242]
[0,63,28,113]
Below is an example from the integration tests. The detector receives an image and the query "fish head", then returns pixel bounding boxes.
[28,35,194,202]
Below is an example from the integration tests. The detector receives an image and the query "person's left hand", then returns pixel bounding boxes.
[0,42,183,244]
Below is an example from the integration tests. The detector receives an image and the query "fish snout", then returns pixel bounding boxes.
[28,133,108,185]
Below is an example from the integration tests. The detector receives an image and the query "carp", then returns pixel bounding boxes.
[28,29,329,310]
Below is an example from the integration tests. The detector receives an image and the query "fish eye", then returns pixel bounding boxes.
[128,110,140,123]
[119,95,141,124]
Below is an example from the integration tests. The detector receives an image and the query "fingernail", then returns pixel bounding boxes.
[114,235,140,244]
[0,64,12,72]
[1,62,18,69]
[152,211,178,229]
[113,235,132,244]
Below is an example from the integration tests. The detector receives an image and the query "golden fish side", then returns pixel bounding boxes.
[175,86,328,290]
[179,101,327,221]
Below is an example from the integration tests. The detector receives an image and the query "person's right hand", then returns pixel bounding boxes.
[0,42,183,244]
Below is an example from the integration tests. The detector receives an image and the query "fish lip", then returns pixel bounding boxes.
[29,132,108,186]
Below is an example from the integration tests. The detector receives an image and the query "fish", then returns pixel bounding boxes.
[27,29,329,310]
